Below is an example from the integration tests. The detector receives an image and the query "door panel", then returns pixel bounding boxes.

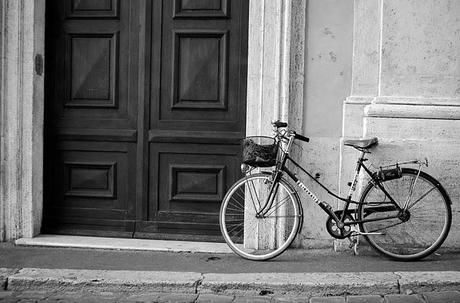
[140,142,240,239]
[138,0,248,239]
[43,0,139,235]
[150,0,247,134]
[65,0,119,18]
[44,0,248,240]
[174,0,229,18]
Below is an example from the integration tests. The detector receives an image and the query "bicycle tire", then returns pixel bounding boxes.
[358,168,452,261]
[219,172,302,261]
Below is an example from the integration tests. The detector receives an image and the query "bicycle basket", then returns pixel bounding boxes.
[242,136,278,167]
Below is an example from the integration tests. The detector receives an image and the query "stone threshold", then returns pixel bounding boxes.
[15,234,233,254]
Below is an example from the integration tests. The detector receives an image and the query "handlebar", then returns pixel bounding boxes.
[294,133,310,143]
[272,120,310,143]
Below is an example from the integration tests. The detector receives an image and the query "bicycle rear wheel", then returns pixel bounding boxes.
[219,173,301,261]
[358,168,452,261]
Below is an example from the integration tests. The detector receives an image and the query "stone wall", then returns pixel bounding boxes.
[342,0,460,248]
[294,0,354,247]
[0,0,45,242]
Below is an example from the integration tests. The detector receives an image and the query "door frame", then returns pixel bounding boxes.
[0,0,306,241]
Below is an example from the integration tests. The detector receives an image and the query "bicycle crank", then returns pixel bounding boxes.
[326,211,355,239]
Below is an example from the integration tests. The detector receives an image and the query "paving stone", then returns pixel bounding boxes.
[397,271,460,293]
[119,292,163,303]
[232,296,273,303]
[422,291,460,303]
[346,295,384,303]
[272,296,309,302]
[0,299,19,303]
[46,292,86,300]
[310,296,345,303]
[155,293,199,303]
[0,292,14,299]
[196,294,234,303]
[384,294,424,303]
[15,291,49,300]
[0,269,18,292]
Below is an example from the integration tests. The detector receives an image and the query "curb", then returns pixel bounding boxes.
[2,268,460,296]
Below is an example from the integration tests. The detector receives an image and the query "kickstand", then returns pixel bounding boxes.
[349,226,360,255]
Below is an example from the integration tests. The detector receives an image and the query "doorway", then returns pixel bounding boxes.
[43,0,248,241]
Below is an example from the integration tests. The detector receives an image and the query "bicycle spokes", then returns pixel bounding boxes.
[358,168,451,260]
[220,174,301,260]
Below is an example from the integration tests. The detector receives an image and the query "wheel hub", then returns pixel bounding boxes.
[398,209,411,222]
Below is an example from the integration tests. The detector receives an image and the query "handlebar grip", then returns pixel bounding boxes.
[272,121,288,128]
[294,133,310,143]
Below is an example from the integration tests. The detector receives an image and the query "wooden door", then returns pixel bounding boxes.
[44,0,248,241]
[44,0,140,236]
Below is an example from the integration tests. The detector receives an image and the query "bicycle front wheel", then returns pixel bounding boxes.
[219,173,302,261]
[358,168,452,261]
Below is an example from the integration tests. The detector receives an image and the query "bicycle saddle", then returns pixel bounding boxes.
[344,137,378,149]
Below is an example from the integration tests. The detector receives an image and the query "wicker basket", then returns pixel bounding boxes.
[242,136,278,167]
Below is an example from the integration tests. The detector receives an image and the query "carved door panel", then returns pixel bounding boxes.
[44,0,248,240]
[43,0,139,236]
[135,0,248,240]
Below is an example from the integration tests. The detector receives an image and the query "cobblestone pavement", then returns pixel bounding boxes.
[0,290,459,303]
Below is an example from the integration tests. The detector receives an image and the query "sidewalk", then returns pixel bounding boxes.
[0,236,459,302]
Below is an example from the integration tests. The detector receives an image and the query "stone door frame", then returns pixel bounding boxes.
[0,0,306,241]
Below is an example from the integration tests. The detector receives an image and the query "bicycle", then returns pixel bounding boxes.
[219,121,452,261]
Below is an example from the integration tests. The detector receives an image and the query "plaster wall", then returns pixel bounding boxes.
[343,0,460,248]
[292,0,354,247]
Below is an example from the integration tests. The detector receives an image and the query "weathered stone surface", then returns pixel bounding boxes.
[15,290,48,299]
[272,295,309,303]
[0,268,18,291]
[199,272,398,296]
[380,0,460,97]
[155,293,198,303]
[383,294,424,303]
[347,295,384,303]
[397,271,460,293]
[7,268,202,293]
[117,292,162,303]
[421,291,460,303]
[195,294,234,303]
[310,296,345,303]
[232,296,273,303]
[342,0,460,253]
[0,291,14,298]
[351,0,381,96]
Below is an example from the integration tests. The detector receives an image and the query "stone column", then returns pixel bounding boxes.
[0,0,45,241]
[246,0,306,136]
[244,0,306,248]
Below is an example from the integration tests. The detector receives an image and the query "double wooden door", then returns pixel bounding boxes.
[44,0,248,241]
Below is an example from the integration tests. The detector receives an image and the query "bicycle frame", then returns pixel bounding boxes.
[258,133,404,228]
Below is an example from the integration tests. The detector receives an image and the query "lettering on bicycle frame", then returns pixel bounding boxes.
[296,180,321,204]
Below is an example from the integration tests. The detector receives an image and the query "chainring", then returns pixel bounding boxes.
[326,211,355,239]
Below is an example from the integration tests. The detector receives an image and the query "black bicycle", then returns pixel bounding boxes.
[219,121,452,261]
